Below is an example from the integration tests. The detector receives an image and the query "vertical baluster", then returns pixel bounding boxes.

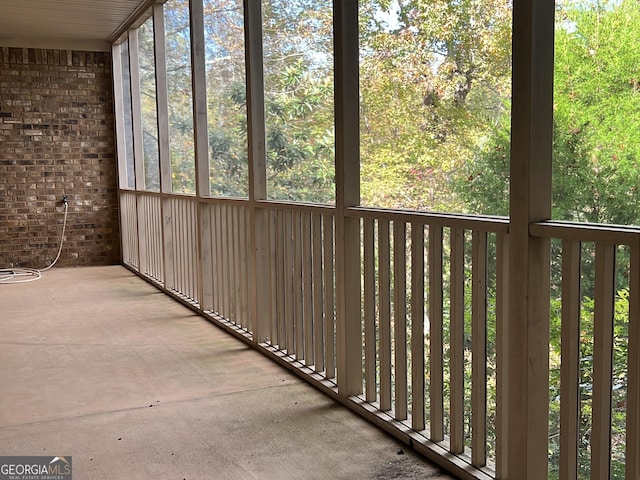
[176,199,182,293]
[364,217,377,402]
[188,199,202,303]
[148,197,152,275]
[144,197,149,276]
[379,219,391,411]
[231,206,240,323]
[240,207,250,329]
[158,198,163,280]
[215,204,221,315]
[141,197,146,272]
[124,194,129,265]
[125,194,130,265]
[285,210,295,353]
[153,196,160,283]
[560,239,581,480]
[236,205,249,330]
[303,212,314,366]
[627,242,640,479]
[411,222,425,431]
[200,201,214,308]
[150,198,154,275]
[244,207,252,329]
[171,199,177,290]
[134,194,140,267]
[191,200,198,300]
[185,200,191,298]
[162,196,174,290]
[180,200,187,296]
[276,210,287,349]
[323,214,335,379]
[168,199,174,288]
[230,206,239,322]
[312,213,324,372]
[194,201,200,300]
[221,205,230,319]
[152,198,156,278]
[394,220,408,420]
[293,211,303,358]
[472,230,488,467]
[450,227,465,454]
[153,198,158,278]
[157,198,163,281]
[120,194,127,264]
[174,200,180,292]
[269,210,278,344]
[152,198,158,279]
[179,200,185,295]
[212,204,220,314]
[186,200,193,298]
[139,196,147,274]
[495,232,509,477]
[170,198,176,284]
[156,198,161,278]
[228,204,236,318]
[429,225,444,441]
[592,242,616,480]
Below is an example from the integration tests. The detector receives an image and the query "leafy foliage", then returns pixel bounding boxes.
[262,0,335,203]
[458,0,640,225]
[360,0,512,211]
[548,288,630,479]
[165,0,196,193]
[204,0,249,197]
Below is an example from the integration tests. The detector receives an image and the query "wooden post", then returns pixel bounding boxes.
[153,3,175,290]
[559,239,581,480]
[334,0,362,397]
[627,242,640,480]
[506,0,554,476]
[244,0,271,343]
[591,242,615,479]
[128,29,148,275]
[495,232,509,478]
[112,42,139,268]
[112,42,129,191]
[190,0,212,309]
[129,29,145,192]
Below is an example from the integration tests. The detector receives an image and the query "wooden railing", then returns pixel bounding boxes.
[530,221,640,480]
[119,190,640,480]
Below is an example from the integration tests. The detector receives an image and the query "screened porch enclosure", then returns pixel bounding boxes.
[112,1,640,479]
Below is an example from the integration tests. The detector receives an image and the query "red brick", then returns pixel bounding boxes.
[0,47,120,268]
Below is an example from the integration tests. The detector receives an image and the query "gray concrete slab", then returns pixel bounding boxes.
[0,266,457,479]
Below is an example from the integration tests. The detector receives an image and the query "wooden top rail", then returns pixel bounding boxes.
[128,189,640,246]
[127,191,338,213]
[255,200,336,214]
[347,206,510,233]
[531,220,640,246]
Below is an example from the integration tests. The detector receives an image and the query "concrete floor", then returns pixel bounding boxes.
[0,266,457,479]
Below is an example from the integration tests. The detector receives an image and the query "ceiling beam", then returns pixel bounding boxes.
[107,0,164,45]
[0,35,110,52]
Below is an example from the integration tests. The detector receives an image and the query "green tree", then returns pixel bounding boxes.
[548,288,630,479]
[204,0,249,197]
[458,0,640,225]
[165,0,196,194]
[458,3,640,476]
[262,0,336,203]
[359,0,512,211]
[554,0,640,225]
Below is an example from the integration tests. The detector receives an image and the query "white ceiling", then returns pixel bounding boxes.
[0,0,153,51]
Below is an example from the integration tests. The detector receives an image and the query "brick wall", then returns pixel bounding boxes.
[0,47,120,268]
